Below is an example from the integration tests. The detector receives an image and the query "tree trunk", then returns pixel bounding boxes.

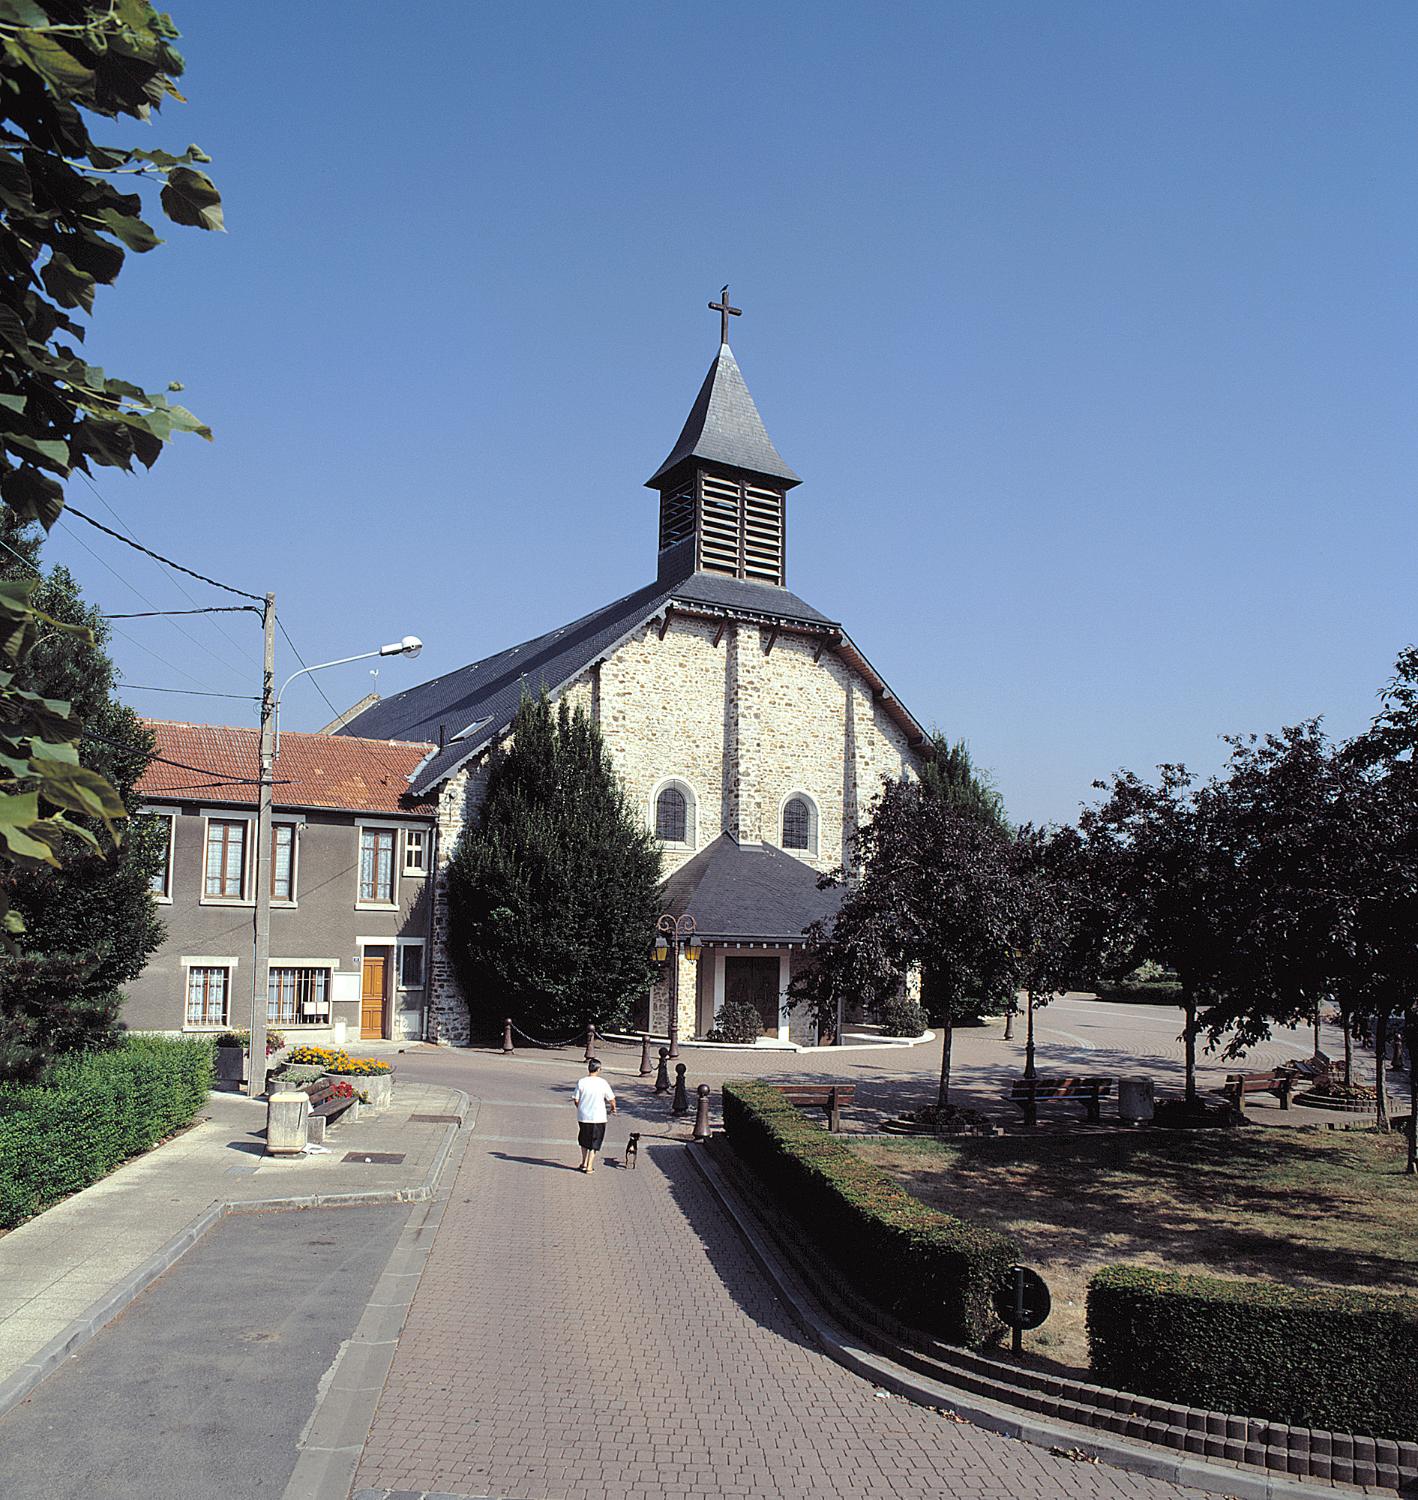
[935,1011,954,1115]
[1023,990,1038,1126]
[1406,1010,1417,1177]
[1313,1006,1322,1061]
[1342,1007,1353,1087]
[1182,986,1197,1104]
[1375,1009,1390,1132]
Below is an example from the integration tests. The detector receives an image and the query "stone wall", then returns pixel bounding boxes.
[423,611,923,1045]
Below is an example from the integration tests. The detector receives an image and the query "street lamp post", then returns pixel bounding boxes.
[247,631,424,1098]
[655,913,700,1059]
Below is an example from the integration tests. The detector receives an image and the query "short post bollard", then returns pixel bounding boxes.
[585,1023,597,1062]
[654,1046,671,1093]
[672,1062,689,1116]
[693,1083,711,1141]
[639,1032,653,1076]
[502,1017,514,1054]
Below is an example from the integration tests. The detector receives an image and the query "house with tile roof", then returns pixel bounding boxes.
[338,302,930,1047]
[127,723,436,1043]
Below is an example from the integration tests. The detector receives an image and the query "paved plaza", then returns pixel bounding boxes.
[3,996,1393,1499]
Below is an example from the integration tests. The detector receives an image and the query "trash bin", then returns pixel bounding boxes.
[1118,1076,1154,1126]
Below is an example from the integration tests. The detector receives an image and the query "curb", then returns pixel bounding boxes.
[0,1089,473,1424]
[686,1142,1381,1500]
[279,1098,477,1500]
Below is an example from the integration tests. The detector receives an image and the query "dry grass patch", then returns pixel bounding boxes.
[853,1126,1418,1372]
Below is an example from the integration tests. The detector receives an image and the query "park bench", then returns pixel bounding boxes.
[302,1077,359,1140]
[1290,1052,1332,1083]
[771,1083,856,1133]
[1223,1068,1298,1112]
[1007,1076,1113,1123]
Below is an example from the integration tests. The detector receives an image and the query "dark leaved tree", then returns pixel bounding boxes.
[0,2,219,940]
[444,693,661,1040]
[0,515,165,1079]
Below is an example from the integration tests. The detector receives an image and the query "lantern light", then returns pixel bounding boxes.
[654,939,669,961]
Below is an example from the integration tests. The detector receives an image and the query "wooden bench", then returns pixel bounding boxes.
[771,1083,856,1133]
[1224,1069,1298,1112]
[1008,1076,1113,1123]
[1290,1052,1332,1083]
[303,1077,359,1140]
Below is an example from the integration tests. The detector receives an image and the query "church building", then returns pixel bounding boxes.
[341,297,928,1046]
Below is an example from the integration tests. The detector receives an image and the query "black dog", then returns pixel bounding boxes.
[624,1132,640,1168]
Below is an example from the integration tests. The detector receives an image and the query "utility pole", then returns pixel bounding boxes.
[247,591,275,1098]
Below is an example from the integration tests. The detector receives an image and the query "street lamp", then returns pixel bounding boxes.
[273,635,422,755]
[655,912,700,1059]
[247,630,424,1098]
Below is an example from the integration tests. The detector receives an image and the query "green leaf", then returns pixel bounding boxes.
[159,166,223,232]
[9,31,96,93]
[0,304,28,353]
[96,207,163,253]
[0,464,64,528]
[40,251,96,314]
[0,1,49,27]
[6,433,71,472]
[0,395,25,414]
[33,756,127,836]
[0,790,61,866]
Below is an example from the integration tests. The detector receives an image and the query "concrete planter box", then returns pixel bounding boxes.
[214,1046,244,1086]
[333,1070,392,1111]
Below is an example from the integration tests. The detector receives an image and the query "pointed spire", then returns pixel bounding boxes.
[645,342,801,490]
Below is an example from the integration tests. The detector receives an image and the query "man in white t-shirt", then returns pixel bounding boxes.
[572,1058,617,1174]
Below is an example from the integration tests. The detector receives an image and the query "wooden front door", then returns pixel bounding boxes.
[724,956,781,1035]
[361,952,387,1039]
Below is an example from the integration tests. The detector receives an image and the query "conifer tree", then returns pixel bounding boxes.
[919,732,1008,832]
[445,692,661,1040]
[0,514,166,1079]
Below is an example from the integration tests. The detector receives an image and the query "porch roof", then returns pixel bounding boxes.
[659,834,842,946]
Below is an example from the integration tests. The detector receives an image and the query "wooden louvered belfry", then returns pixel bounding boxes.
[647,291,801,588]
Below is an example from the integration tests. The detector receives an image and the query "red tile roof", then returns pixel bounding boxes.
[137,721,436,815]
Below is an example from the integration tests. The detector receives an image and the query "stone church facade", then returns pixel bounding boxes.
[342,310,927,1046]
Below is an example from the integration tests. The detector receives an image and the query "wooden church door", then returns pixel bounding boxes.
[723,956,780,1035]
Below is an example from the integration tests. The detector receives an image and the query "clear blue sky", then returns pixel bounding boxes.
[47,2,1417,826]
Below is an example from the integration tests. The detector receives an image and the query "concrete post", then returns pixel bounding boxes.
[693,1083,711,1141]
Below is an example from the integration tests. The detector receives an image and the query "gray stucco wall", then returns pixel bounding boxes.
[124,802,433,1044]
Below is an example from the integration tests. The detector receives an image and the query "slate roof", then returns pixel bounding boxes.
[646,343,801,489]
[659,834,843,944]
[137,721,436,815]
[339,568,845,795]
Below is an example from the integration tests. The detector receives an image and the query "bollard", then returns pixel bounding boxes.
[654,1046,671,1094]
[502,1018,514,1054]
[639,1032,653,1076]
[693,1082,711,1141]
[585,1023,597,1062]
[671,1062,690,1115]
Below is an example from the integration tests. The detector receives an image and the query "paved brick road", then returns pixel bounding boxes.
[354,1057,1221,1500]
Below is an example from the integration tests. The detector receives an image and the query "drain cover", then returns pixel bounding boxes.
[409,1112,461,1123]
[342,1152,406,1164]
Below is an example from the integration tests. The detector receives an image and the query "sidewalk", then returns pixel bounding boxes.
[0,1078,467,1413]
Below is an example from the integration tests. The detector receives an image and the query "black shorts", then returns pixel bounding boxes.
[577,1121,606,1151]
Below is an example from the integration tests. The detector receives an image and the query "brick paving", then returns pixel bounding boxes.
[354,1056,1222,1500]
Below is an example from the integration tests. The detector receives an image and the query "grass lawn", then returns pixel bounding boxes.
[853,1126,1418,1372]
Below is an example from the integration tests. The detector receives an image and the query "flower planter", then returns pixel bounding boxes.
[1296,1089,1377,1113]
[333,1070,392,1110]
[214,1046,244,1086]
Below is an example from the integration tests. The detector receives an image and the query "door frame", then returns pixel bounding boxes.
[356,937,394,1040]
[710,947,790,1041]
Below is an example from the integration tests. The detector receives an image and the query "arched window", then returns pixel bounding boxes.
[656,785,688,843]
[782,795,813,852]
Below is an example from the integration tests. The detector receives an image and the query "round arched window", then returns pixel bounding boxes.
[656,785,687,843]
[782,796,811,851]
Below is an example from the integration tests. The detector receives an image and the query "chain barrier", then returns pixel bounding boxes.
[508,1021,582,1050]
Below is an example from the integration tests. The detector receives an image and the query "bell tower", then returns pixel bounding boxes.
[646,289,801,588]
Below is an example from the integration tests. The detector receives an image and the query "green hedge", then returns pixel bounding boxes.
[0,1036,214,1229]
[1088,1265,1418,1439]
[721,1079,1017,1346]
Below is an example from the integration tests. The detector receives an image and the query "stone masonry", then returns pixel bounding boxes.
[425,611,923,1046]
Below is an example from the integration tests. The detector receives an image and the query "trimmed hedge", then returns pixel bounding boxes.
[1088,1265,1418,1440]
[722,1079,1017,1346]
[0,1036,214,1228]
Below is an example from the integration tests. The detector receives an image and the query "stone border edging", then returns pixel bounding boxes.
[0,1089,473,1425]
[600,1029,936,1054]
[686,1141,1392,1500]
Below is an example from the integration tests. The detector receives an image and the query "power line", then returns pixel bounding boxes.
[104,607,259,620]
[276,615,343,723]
[121,684,260,700]
[64,501,262,602]
[80,727,288,786]
[55,514,253,682]
[77,473,259,672]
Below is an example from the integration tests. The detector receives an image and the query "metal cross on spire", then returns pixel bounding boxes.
[708,285,741,345]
